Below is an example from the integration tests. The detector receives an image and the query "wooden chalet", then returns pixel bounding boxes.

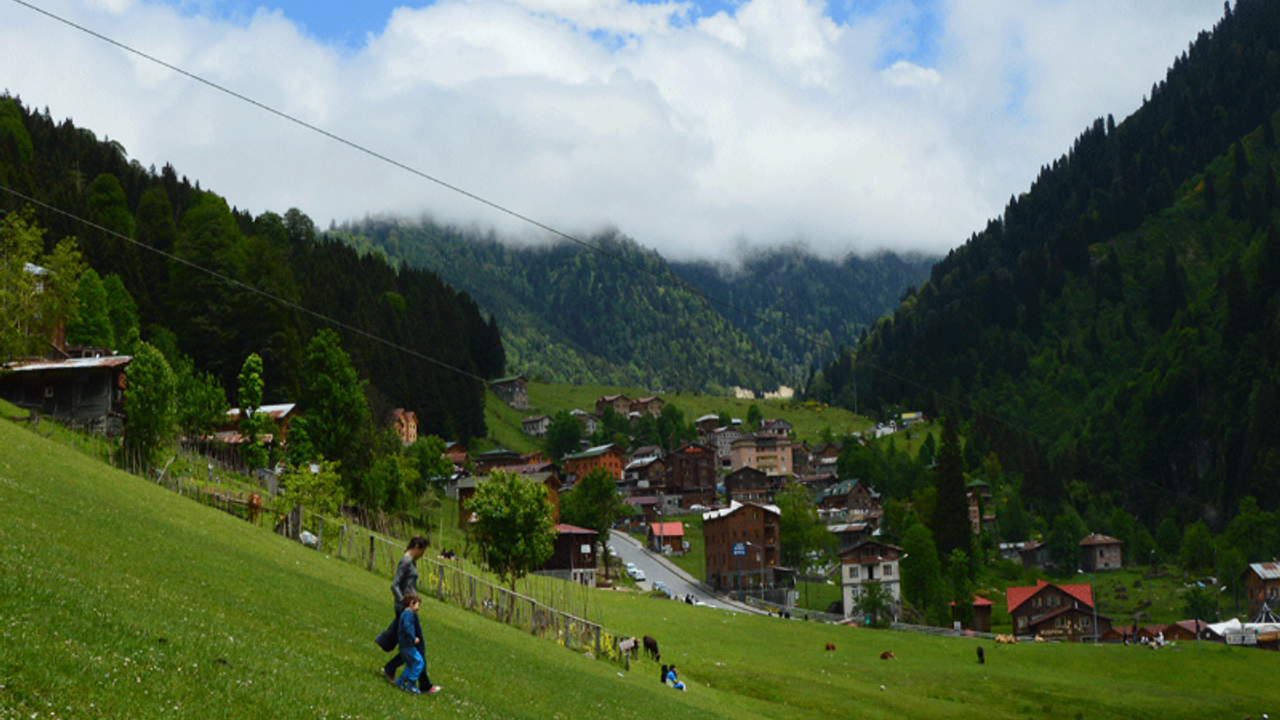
[455,472,562,528]
[725,466,771,504]
[536,524,598,586]
[1006,580,1111,642]
[630,396,665,416]
[665,443,717,508]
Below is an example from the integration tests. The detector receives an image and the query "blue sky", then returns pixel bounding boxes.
[182,0,943,64]
[0,0,1225,259]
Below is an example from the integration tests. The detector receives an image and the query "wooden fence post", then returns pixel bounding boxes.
[339,525,346,561]
[368,535,376,572]
[317,516,323,551]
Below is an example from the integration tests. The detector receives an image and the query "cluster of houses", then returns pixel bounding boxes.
[13,360,1279,640]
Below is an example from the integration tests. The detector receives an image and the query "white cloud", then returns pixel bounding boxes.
[0,0,1226,260]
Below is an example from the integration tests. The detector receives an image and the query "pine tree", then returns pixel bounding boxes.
[932,414,971,560]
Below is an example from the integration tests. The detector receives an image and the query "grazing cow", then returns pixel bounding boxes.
[643,635,660,661]
[879,651,896,660]
[824,643,836,651]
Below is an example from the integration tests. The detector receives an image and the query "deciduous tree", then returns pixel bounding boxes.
[122,341,177,468]
[470,470,556,590]
[560,466,626,577]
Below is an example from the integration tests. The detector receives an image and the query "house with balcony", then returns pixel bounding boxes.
[1005,580,1112,641]
[839,539,902,618]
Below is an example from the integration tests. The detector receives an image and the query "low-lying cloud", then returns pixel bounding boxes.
[0,0,1224,259]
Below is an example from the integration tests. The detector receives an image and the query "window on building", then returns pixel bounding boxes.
[883,564,893,576]
[1056,617,1067,628]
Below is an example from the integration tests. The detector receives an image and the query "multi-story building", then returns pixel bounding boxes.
[703,501,780,596]
[839,539,902,618]
[665,443,717,508]
[729,433,793,476]
[561,443,625,481]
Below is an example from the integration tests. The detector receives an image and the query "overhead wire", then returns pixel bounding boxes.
[0,184,490,385]
[5,0,1176,500]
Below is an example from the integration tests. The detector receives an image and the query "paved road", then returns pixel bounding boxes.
[609,531,735,611]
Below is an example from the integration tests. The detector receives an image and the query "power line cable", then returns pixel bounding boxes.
[0,184,490,385]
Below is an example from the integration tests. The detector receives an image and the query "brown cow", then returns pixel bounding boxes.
[643,635,660,661]
[879,651,896,660]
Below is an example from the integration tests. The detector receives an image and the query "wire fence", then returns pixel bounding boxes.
[21,412,634,670]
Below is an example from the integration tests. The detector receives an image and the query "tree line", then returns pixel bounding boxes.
[1,94,505,510]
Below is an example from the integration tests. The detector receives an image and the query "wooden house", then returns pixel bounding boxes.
[1005,580,1111,642]
[537,524,598,586]
[455,471,562,527]
[725,466,770,504]
[472,447,526,474]
[1245,561,1280,620]
[703,501,780,595]
[665,443,717,508]
[0,355,131,435]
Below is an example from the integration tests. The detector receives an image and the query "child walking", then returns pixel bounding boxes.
[394,594,439,695]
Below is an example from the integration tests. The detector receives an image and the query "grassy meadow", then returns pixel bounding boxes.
[3,410,1278,720]
[476,381,870,454]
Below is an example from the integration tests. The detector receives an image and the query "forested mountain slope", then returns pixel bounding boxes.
[338,219,933,391]
[0,96,498,443]
[811,0,1280,529]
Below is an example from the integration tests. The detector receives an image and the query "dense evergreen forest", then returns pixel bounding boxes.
[337,219,933,391]
[810,0,1280,534]
[0,94,499,445]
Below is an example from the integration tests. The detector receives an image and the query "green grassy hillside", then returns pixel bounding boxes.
[3,410,1278,720]
[477,381,869,453]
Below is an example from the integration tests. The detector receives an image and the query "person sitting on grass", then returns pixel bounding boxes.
[665,664,686,691]
[394,594,440,696]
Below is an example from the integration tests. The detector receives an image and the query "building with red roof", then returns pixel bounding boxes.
[951,595,994,633]
[648,521,685,554]
[1005,580,1111,642]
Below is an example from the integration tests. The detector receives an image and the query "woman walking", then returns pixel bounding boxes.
[374,535,440,693]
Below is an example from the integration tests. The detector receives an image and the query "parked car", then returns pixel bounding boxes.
[631,568,646,582]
